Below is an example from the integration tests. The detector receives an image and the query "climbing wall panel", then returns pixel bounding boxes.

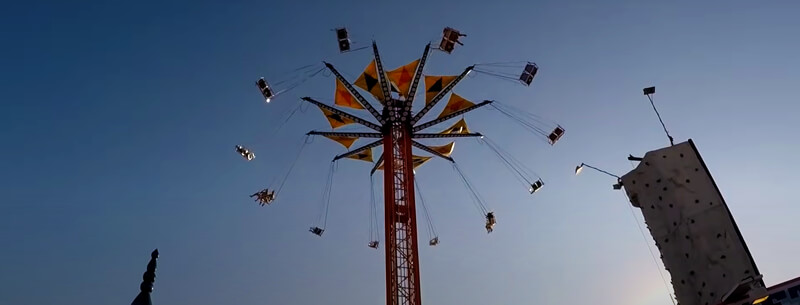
[621,139,763,305]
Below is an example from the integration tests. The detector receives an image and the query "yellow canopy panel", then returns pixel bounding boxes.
[376,155,432,171]
[437,93,475,119]
[334,78,363,110]
[317,106,356,129]
[323,135,358,149]
[424,75,457,104]
[428,142,455,157]
[387,59,419,98]
[347,147,374,163]
[440,118,471,134]
[354,60,385,101]
[412,155,433,168]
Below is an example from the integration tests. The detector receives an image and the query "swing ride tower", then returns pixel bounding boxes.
[254,31,563,305]
[307,42,483,305]
[379,93,423,305]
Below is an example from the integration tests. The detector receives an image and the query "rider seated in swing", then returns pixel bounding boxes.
[429,237,439,246]
[485,212,496,233]
[368,241,379,249]
[250,189,275,206]
[439,27,466,53]
[236,145,255,161]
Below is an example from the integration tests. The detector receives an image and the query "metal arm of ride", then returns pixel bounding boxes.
[404,43,431,108]
[413,100,493,132]
[333,139,383,161]
[411,141,454,162]
[301,97,382,131]
[322,62,383,121]
[413,132,483,139]
[370,154,384,175]
[410,65,474,125]
[372,41,392,103]
[307,131,383,138]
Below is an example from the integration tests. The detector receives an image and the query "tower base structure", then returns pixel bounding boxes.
[382,123,422,305]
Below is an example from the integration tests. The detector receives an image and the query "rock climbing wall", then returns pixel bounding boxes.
[621,139,763,305]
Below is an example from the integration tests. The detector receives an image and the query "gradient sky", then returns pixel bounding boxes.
[2,1,799,305]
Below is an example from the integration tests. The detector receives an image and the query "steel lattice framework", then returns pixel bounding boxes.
[302,42,490,305]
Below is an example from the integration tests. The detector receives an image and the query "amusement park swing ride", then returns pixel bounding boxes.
[237,27,565,305]
[123,27,800,305]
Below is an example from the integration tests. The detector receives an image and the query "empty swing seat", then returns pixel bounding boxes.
[529,179,544,194]
[519,63,538,86]
[547,126,565,145]
[336,28,351,52]
[255,78,274,103]
[309,227,324,236]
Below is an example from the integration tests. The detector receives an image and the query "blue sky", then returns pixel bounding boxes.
[2,1,799,304]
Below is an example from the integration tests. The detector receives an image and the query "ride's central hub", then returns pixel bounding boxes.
[385,99,412,124]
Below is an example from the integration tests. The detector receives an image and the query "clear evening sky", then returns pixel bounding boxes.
[1,1,798,304]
